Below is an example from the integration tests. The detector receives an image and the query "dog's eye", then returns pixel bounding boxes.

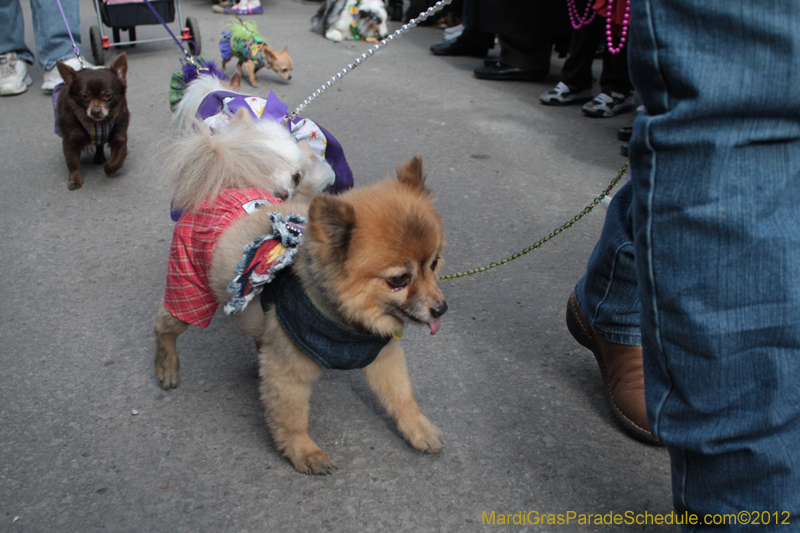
[292,173,301,186]
[387,273,411,291]
[102,92,112,102]
[431,257,439,271]
[80,93,90,102]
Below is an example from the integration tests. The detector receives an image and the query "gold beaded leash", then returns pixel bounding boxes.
[439,160,629,281]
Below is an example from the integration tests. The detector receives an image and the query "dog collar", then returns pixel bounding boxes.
[260,271,392,370]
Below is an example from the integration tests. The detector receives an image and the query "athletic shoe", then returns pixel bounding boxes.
[539,81,593,106]
[581,91,635,117]
[0,52,33,96]
[230,0,262,14]
[42,57,94,93]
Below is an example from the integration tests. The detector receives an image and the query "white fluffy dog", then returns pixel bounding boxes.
[311,0,389,43]
[170,74,337,204]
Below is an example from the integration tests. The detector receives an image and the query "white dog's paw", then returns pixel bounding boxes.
[325,28,345,42]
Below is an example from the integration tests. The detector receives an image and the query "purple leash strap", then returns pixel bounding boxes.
[55,0,85,68]
[141,0,202,68]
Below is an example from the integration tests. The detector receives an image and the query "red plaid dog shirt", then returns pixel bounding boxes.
[163,188,281,327]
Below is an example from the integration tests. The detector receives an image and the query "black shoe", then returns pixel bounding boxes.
[620,143,628,157]
[617,126,633,142]
[430,37,489,58]
[474,60,546,82]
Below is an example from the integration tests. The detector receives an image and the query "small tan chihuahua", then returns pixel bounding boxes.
[221,21,292,87]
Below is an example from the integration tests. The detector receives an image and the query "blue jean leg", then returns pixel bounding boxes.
[574,180,641,347]
[629,0,800,529]
[0,0,81,68]
[30,0,82,70]
[0,0,35,62]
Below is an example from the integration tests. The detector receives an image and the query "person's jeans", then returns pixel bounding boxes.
[0,0,82,70]
[574,181,640,347]
[576,0,800,528]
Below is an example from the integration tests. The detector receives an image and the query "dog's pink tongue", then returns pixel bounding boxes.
[428,317,441,335]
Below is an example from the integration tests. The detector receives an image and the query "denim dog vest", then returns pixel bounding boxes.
[260,272,391,370]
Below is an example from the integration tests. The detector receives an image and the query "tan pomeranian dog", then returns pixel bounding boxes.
[153,156,447,474]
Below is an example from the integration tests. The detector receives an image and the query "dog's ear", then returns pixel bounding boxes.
[109,52,128,82]
[396,156,428,193]
[232,107,255,127]
[262,46,278,62]
[308,194,355,265]
[228,71,241,91]
[297,140,314,158]
[56,60,77,85]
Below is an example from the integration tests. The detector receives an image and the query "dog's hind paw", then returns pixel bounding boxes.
[154,350,180,390]
[156,367,180,390]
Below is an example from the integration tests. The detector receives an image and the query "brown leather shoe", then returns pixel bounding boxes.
[566,293,662,445]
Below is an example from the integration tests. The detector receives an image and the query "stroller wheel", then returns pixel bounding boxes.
[186,17,201,55]
[90,25,105,65]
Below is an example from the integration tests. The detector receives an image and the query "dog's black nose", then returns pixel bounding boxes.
[274,189,289,201]
[430,302,447,318]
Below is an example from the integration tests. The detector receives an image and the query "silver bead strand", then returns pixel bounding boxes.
[281,0,452,126]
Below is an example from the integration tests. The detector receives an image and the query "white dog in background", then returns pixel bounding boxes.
[170,74,337,204]
[311,0,389,43]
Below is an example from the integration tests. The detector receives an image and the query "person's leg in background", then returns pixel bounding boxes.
[539,11,603,106]
[30,0,84,92]
[472,0,569,82]
[581,43,634,117]
[630,0,800,526]
[0,0,34,95]
[429,0,494,58]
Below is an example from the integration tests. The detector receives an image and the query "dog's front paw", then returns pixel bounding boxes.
[68,170,83,190]
[325,29,344,42]
[286,447,333,475]
[104,160,123,176]
[398,413,443,453]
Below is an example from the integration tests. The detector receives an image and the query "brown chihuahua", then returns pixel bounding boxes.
[55,53,129,190]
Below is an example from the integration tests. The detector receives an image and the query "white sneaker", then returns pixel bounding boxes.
[229,0,262,14]
[42,56,95,93]
[539,81,594,106]
[442,23,464,40]
[581,91,635,118]
[0,52,33,96]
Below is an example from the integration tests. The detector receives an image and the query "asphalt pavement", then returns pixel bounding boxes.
[0,0,676,531]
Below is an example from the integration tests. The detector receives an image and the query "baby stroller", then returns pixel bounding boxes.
[89,0,200,65]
